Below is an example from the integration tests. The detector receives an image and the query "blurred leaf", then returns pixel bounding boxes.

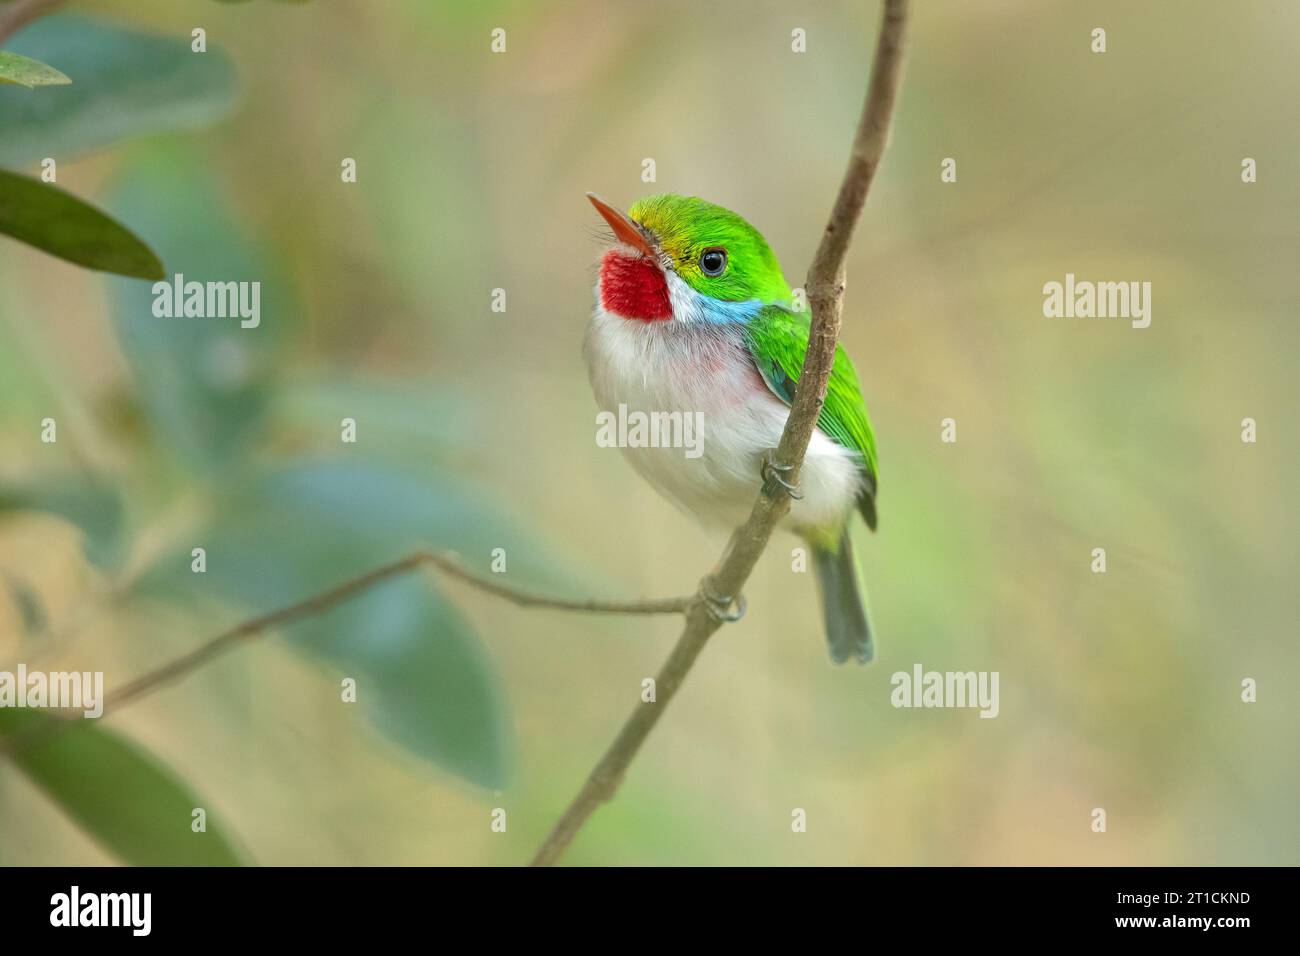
[0,710,247,865]
[0,473,125,567]
[0,288,65,416]
[4,574,47,634]
[0,170,163,279]
[275,379,477,466]
[354,99,490,331]
[132,458,536,788]
[0,51,70,88]
[308,576,509,788]
[0,15,237,166]
[222,458,584,591]
[105,148,294,472]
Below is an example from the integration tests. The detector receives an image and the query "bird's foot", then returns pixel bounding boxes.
[761,451,804,500]
[697,578,747,623]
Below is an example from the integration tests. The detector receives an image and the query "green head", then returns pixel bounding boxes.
[628,194,791,303]
[589,193,792,322]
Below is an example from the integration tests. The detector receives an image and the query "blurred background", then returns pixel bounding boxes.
[1,0,1296,865]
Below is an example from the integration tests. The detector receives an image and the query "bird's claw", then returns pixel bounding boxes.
[698,580,747,623]
[761,452,804,500]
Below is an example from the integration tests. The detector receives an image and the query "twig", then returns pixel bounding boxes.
[0,551,691,756]
[425,552,692,617]
[105,551,690,713]
[528,0,911,867]
[0,0,67,45]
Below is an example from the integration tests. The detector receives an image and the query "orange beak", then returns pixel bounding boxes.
[587,192,656,257]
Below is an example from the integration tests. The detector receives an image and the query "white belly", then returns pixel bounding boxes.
[584,307,864,533]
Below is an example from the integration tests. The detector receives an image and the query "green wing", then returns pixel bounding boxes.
[743,304,878,529]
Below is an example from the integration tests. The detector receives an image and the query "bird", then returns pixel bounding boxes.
[583,192,879,663]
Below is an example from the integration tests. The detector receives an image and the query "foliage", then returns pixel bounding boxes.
[0,710,247,865]
[0,5,541,861]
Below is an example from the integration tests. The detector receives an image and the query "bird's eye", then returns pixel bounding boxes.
[699,248,727,277]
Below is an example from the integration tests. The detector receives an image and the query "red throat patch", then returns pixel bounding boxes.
[599,251,672,322]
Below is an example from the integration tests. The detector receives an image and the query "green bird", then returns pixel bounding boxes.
[585,193,879,663]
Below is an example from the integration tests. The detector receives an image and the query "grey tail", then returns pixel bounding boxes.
[811,529,875,664]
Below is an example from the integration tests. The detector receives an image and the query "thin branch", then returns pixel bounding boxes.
[0,551,690,757]
[104,551,690,714]
[425,552,692,617]
[529,0,911,867]
[0,0,67,45]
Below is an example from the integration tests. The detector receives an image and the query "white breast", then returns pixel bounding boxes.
[584,298,864,534]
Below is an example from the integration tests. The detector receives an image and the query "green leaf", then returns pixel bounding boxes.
[274,379,478,465]
[0,15,237,166]
[0,169,163,279]
[0,710,247,865]
[133,459,538,789]
[0,51,71,88]
[219,458,585,592]
[104,148,294,471]
[0,473,125,567]
[307,576,509,788]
